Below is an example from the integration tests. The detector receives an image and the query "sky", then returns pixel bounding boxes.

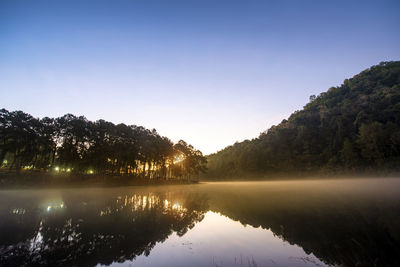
[1,0,399,155]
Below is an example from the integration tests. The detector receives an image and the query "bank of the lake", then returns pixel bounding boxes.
[0,171,198,189]
[201,171,400,182]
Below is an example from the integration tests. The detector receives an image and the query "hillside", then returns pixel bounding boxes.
[205,61,400,179]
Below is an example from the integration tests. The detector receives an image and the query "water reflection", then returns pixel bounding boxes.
[0,188,208,266]
[125,211,328,267]
[0,179,399,267]
[202,179,400,267]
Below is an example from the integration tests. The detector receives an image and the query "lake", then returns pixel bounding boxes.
[0,178,399,266]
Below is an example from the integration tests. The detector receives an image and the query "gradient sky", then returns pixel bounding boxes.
[1,0,399,154]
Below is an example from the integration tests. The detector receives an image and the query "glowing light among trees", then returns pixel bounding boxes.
[0,109,207,180]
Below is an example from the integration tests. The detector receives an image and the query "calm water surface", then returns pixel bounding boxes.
[0,178,399,267]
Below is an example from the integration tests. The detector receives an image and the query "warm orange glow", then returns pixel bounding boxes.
[173,154,184,164]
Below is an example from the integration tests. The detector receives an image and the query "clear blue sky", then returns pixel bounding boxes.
[1,0,399,154]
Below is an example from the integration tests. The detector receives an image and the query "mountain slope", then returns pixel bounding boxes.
[205,61,400,179]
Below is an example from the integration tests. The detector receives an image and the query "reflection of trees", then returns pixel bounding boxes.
[1,184,399,267]
[205,186,400,267]
[0,190,208,266]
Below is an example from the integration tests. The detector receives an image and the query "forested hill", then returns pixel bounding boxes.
[205,61,400,179]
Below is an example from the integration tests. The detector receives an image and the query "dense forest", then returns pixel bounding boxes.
[0,110,206,180]
[206,61,400,179]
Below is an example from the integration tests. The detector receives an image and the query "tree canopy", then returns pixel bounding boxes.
[0,111,206,180]
[205,61,400,179]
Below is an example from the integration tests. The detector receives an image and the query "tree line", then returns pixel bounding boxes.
[0,110,207,180]
[205,61,400,178]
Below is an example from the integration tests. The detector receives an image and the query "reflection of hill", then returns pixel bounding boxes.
[0,189,208,266]
[202,182,400,267]
[1,181,399,267]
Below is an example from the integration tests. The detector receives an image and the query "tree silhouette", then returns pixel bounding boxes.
[0,110,207,180]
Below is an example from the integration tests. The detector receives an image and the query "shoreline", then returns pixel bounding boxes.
[0,171,198,190]
[2,171,399,190]
[201,170,400,181]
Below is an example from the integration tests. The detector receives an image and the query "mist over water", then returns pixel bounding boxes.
[0,178,399,266]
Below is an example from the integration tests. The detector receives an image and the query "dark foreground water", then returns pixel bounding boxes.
[0,179,399,267]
